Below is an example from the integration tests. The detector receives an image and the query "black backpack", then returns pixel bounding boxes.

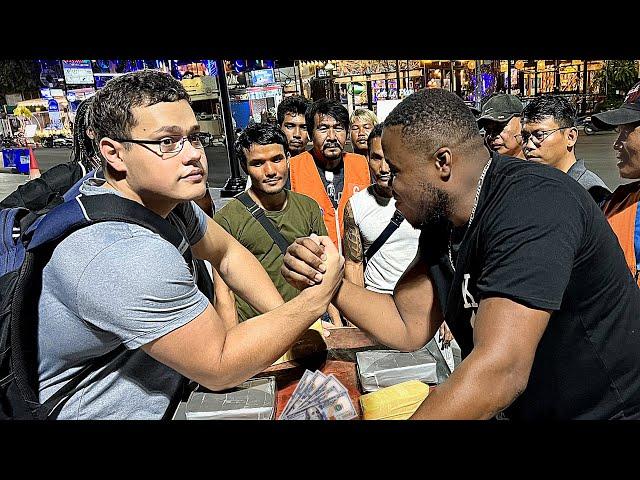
[0,190,199,419]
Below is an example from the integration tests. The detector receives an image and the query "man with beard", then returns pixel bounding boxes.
[477,93,526,159]
[289,99,371,253]
[349,108,378,157]
[592,81,640,286]
[521,95,610,204]
[343,123,457,363]
[213,123,330,329]
[281,88,640,420]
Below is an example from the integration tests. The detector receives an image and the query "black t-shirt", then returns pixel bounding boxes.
[421,152,640,420]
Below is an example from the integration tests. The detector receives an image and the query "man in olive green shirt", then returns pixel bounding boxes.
[213,123,329,324]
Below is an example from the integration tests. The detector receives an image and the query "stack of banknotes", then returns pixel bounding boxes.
[279,370,357,420]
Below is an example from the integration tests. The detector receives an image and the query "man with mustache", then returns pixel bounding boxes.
[289,99,371,253]
[592,80,640,286]
[212,123,333,340]
[521,95,610,204]
[282,88,640,419]
[349,108,378,157]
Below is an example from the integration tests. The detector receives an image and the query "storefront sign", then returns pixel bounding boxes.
[48,99,59,112]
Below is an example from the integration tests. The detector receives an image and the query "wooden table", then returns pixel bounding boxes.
[256,327,386,420]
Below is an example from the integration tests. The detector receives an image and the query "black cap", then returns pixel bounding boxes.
[477,94,524,126]
[592,81,640,128]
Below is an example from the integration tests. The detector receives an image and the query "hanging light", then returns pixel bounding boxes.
[467,60,476,70]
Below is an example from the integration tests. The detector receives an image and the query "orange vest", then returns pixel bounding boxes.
[602,181,640,286]
[290,151,371,252]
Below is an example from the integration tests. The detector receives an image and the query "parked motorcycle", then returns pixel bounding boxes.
[577,115,616,135]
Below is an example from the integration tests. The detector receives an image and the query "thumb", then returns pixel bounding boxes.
[319,236,337,250]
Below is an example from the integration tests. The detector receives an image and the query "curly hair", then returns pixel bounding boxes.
[88,70,190,148]
[234,122,289,173]
[383,89,479,154]
[70,96,101,171]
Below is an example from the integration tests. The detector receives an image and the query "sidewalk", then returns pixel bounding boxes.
[0,172,234,212]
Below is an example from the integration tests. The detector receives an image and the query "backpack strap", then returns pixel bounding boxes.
[27,194,192,266]
[40,343,127,419]
[10,194,196,419]
[364,209,405,265]
[235,191,290,255]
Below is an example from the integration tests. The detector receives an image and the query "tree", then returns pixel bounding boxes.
[0,59,41,103]
[592,60,639,111]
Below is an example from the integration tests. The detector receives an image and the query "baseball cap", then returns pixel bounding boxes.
[477,94,524,126]
[592,81,640,128]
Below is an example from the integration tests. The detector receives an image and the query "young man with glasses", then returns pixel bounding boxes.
[592,81,640,286]
[522,95,610,204]
[477,94,526,159]
[33,70,344,419]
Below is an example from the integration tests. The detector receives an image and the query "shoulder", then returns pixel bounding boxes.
[289,190,322,209]
[290,151,312,165]
[214,198,250,224]
[603,181,640,215]
[345,152,369,166]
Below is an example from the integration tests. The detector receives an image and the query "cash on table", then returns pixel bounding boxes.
[279,370,358,420]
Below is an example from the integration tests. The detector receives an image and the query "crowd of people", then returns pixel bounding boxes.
[2,69,640,420]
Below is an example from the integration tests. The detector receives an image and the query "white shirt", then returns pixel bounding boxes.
[349,187,420,294]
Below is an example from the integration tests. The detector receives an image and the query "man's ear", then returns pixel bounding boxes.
[99,138,127,173]
[432,147,452,179]
[566,126,579,148]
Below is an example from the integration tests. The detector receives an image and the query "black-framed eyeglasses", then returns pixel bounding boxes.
[113,132,206,158]
[521,127,572,146]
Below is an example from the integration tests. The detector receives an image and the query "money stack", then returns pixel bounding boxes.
[279,370,358,420]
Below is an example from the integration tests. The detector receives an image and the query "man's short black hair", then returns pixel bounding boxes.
[277,95,311,126]
[234,122,289,174]
[383,89,480,154]
[521,95,576,128]
[305,99,350,136]
[367,123,384,151]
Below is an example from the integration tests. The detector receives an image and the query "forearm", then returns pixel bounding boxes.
[212,269,238,330]
[409,348,527,419]
[333,279,436,351]
[210,290,329,389]
[344,260,365,288]
[216,242,284,314]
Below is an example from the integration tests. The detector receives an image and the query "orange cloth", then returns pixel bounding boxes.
[602,181,640,286]
[289,151,371,251]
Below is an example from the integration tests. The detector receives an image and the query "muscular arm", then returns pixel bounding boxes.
[143,236,344,392]
[193,216,284,314]
[343,201,365,288]
[410,297,550,419]
[212,268,238,330]
[282,239,443,351]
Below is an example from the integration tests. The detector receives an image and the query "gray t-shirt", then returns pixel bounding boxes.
[37,178,210,419]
